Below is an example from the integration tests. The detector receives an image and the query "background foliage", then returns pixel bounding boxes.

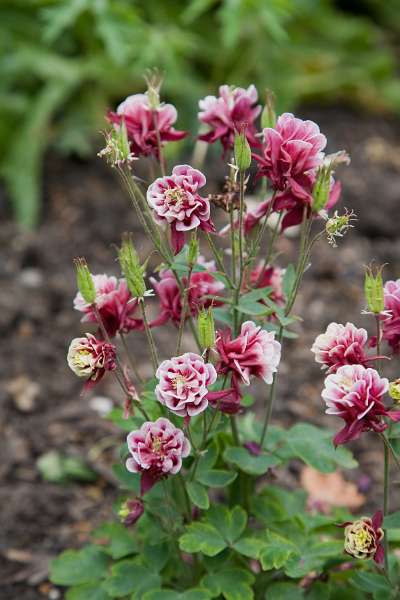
[1,0,400,226]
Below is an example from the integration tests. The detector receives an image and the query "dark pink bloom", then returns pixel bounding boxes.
[155,352,217,418]
[119,498,144,527]
[322,364,400,446]
[216,321,281,387]
[255,113,326,192]
[126,417,190,494]
[198,84,261,151]
[73,274,142,338]
[338,510,384,566]
[147,165,215,253]
[67,333,116,391]
[382,279,400,352]
[108,93,187,158]
[150,259,224,327]
[207,386,242,415]
[311,322,370,373]
[249,264,286,307]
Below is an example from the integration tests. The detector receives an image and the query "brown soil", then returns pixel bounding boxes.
[1,105,400,599]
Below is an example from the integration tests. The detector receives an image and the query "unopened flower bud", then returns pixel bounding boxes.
[234,126,251,172]
[389,379,400,402]
[144,68,163,111]
[98,121,135,168]
[364,264,385,315]
[74,258,96,304]
[261,90,276,130]
[197,307,215,350]
[188,235,199,268]
[119,498,144,526]
[312,165,331,212]
[118,234,146,298]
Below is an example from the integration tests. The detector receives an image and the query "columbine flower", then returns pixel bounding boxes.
[150,258,224,327]
[147,165,215,254]
[73,274,142,337]
[249,264,286,307]
[155,353,217,419]
[108,93,187,158]
[118,498,144,527]
[126,418,190,494]
[198,84,261,152]
[339,511,384,566]
[216,321,281,387]
[321,364,400,446]
[381,279,400,352]
[311,322,371,373]
[67,333,116,390]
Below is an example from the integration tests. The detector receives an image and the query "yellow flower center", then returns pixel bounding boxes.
[165,187,186,208]
[152,437,163,453]
[172,374,187,389]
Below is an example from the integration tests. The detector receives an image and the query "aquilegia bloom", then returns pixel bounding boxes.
[155,352,217,418]
[339,510,384,566]
[73,274,142,337]
[198,84,261,152]
[147,165,215,253]
[126,418,190,494]
[216,321,281,387]
[311,322,370,373]
[381,279,400,352]
[108,93,187,158]
[67,333,116,390]
[321,364,400,446]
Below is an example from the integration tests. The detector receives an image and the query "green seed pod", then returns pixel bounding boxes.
[234,128,251,172]
[197,307,215,350]
[118,234,146,298]
[312,165,331,212]
[74,257,96,304]
[261,90,276,130]
[364,264,384,315]
[389,379,400,403]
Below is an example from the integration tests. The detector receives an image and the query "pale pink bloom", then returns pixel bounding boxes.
[108,93,187,157]
[216,321,281,386]
[249,264,286,307]
[150,260,224,327]
[126,418,190,494]
[382,279,400,352]
[321,364,400,446]
[147,165,215,253]
[73,274,142,337]
[155,352,217,418]
[198,84,261,151]
[311,322,370,373]
[67,333,116,391]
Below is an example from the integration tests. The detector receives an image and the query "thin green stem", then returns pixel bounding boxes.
[230,415,240,445]
[119,332,143,384]
[229,206,237,286]
[255,211,283,288]
[152,110,166,176]
[177,473,192,522]
[205,231,233,289]
[139,298,159,373]
[176,265,193,354]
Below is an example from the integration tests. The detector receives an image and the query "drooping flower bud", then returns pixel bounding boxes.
[118,498,144,526]
[118,234,147,299]
[364,264,385,315]
[74,258,96,305]
[389,379,400,402]
[312,165,331,212]
[188,234,199,268]
[144,68,163,111]
[260,89,276,130]
[197,307,215,350]
[234,125,252,172]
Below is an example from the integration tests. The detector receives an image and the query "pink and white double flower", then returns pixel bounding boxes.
[322,364,400,446]
[126,418,190,494]
[155,352,217,419]
[381,279,400,353]
[311,322,371,374]
[147,165,215,253]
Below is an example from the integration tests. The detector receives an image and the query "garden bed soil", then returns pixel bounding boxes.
[1,105,400,599]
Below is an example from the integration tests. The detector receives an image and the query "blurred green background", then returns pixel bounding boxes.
[1,0,400,227]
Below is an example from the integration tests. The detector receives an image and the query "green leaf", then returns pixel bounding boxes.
[92,522,138,560]
[285,423,357,472]
[260,532,297,571]
[112,464,140,492]
[142,540,170,572]
[265,582,304,599]
[207,505,247,545]
[349,572,391,594]
[66,583,112,600]
[252,486,307,524]
[197,469,237,487]
[179,522,226,557]
[282,264,296,299]
[212,307,233,327]
[233,537,266,559]
[187,481,210,510]
[384,511,400,529]
[223,446,280,475]
[104,560,161,598]
[143,589,212,600]
[50,546,109,585]
[202,568,255,600]
[284,539,344,578]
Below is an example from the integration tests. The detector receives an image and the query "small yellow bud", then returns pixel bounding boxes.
[389,379,400,402]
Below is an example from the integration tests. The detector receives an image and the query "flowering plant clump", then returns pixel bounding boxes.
[51,77,400,599]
